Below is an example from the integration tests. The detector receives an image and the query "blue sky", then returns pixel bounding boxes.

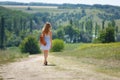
[0,0,120,6]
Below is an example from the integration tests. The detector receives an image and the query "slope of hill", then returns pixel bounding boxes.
[0,2,120,45]
[1,2,120,30]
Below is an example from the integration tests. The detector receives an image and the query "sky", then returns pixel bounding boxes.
[0,0,120,6]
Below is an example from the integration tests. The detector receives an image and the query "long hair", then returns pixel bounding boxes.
[42,22,51,34]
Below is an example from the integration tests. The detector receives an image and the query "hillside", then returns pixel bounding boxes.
[0,2,120,46]
[1,2,120,30]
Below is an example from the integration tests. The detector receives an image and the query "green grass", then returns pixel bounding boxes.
[57,42,120,60]
[64,43,82,51]
[52,42,120,77]
[0,47,29,64]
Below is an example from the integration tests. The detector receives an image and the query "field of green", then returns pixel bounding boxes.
[52,42,120,77]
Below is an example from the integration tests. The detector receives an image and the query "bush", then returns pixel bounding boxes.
[51,39,64,52]
[19,36,40,54]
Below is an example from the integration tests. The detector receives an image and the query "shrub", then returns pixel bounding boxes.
[51,39,64,52]
[19,36,40,54]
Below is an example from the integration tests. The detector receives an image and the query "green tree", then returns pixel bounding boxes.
[69,19,73,25]
[95,22,100,37]
[64,25,75,43]
[81,22,84,31]
[30,18,33,33]
[56,28,65,40]
[13,18,19,36]
[98,27,115,43]
[115,26,119,33]
[105,27,115,42]
[0,16,5,49]
[102,20,105,30]
[111,20,116,27]
[85,20,93,35]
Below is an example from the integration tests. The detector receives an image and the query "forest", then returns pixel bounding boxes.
[0,2,120,49]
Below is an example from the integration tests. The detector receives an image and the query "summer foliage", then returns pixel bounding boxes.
[19,36,40,54]
[0,3,120,49]
[95,27,115,43]
[51,39,64,52]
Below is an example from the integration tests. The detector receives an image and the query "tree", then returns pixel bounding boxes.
[84,20,93,42]
[105,27,115,42]
[13,18,19,36]
[111,20,116,27]
[115,26,119,33]
[64,25,75,43]
[56,28,65,40]
[98,27,115,43]
[81,9,86,16]
[102,20,105,30]
[81,22,84,31]
[95,22,100,37]
[85,20,93,35]
[0,16,5,49]
[20,17,23,31]
[27,6,32,10]
[69,19,73,25]
[30,18,33,33]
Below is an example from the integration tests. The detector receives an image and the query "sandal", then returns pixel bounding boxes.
[44,61,47,65]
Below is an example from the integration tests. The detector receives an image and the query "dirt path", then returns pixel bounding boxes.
[0,54,120,80]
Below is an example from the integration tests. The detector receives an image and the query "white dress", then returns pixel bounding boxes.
[40,35,51,50]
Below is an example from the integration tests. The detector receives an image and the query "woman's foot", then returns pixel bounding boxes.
[44,61,47,65]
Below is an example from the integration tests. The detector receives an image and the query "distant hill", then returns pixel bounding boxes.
[0,1,60,6]
[0,3,120,45]
[1,1,120,30]
[0,1,120,8]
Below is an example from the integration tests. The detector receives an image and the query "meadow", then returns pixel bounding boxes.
[52,42,120,77]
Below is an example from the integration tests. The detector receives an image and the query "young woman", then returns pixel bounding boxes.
[40,22,52,65]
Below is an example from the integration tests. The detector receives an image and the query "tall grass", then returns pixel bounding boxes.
[0,47,29,64]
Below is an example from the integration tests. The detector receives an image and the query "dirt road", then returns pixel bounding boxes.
[0,54,119,80]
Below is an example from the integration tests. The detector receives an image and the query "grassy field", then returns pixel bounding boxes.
[0,47,29,64]
[52,42,120,77]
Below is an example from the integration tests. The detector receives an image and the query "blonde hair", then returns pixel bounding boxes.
[42,22,51,34]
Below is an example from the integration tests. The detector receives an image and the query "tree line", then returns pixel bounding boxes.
[0,6,120,49]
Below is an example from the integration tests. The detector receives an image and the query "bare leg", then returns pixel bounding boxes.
[43,50,48,65]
